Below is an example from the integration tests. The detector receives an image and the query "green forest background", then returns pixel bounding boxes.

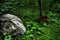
[0,0,60,40]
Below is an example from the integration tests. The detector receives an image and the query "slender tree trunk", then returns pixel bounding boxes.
[38,0,42,16]
[38,0,50,23]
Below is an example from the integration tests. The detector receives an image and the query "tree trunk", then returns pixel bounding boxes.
[38,0,50,23]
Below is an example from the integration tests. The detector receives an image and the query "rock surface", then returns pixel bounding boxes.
[0,14,26,36]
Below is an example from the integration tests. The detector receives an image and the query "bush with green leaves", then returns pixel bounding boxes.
[18,21,42,40]
[0,0,19,15]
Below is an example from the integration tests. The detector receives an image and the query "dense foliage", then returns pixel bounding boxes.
[0,0,60,40]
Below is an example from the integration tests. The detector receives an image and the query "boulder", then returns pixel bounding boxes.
[0,14,26,37]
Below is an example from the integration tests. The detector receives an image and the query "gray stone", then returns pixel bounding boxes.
[0,14,26,36]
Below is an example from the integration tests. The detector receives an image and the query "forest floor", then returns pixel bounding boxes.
[0,8,60,40]
[16,11,60,40]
